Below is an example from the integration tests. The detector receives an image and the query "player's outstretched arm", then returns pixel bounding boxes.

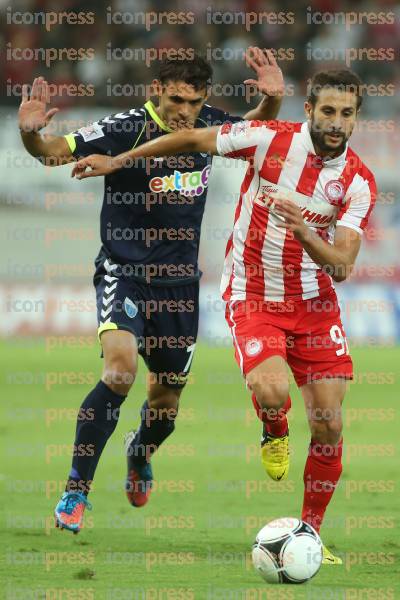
[19,76,74,166]
[71,126,219,179]
[242,48,284,121]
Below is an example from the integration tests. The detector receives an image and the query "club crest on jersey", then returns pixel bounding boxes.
[231,121,249,136]
[325,180,345,206]
[78,122,104,142]
[123,297,138,319]
[245,338,263,357]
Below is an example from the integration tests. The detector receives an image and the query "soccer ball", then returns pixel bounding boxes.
[252,517,323,584]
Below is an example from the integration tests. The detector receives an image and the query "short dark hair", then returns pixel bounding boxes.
[307,69,364,109]
[156,55,213,91]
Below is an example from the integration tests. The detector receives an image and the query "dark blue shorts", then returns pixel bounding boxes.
[94,255,199,389]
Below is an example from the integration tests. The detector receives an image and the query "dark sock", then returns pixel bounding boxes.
[128,400,177,467]
[66,380,126,494]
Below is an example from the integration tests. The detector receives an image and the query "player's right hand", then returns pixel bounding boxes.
[71,155,117,179]
[18,77,59,133]
[243,47,284,98]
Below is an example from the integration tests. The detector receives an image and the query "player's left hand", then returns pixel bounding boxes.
[71,154,117,179]
[244,47,284,98]
[274,199,309,241]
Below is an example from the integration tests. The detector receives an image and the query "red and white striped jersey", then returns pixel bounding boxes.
[216,120,377,302]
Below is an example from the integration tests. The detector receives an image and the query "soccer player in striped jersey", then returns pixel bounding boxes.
[19,49,284,533]
[73,69,376,563]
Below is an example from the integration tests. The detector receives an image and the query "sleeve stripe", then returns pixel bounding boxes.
[216,120,276,160]
[360,175,377,230]
[64,134,76,154]
[224,146,257,160]
[338,169,377,232]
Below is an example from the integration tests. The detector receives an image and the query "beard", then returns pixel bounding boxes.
[309,120,349,156]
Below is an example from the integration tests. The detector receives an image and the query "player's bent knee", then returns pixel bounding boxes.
[251,381,289,411]
[310,419,343,445]
[101,330,138,395]
[102,354,137,396]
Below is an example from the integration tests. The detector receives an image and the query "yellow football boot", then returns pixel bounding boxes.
[261,433,289,481]
[322,545,343,565]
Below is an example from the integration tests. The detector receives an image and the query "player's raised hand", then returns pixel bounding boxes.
[244,48,284,98]
[18,77,59,132]
[71,154,117,179]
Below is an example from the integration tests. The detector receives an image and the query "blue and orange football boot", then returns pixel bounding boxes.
[125,430,153,507]
[54,491,92,534]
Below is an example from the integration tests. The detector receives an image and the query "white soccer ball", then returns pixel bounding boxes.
[252,517,323,584]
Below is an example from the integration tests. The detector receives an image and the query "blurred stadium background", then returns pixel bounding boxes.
[1,0,399,596]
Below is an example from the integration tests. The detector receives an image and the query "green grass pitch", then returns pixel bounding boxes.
[1,339,399,599]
